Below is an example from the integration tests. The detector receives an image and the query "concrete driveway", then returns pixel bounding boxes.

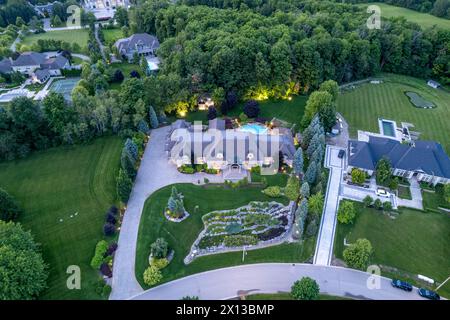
[110,126,224,300]
[130,263,426,300]
[313,146,345,265]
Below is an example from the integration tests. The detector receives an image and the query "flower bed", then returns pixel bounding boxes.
[188,201,294,257]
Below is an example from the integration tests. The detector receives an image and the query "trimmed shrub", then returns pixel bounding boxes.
[337,200,357,224]
[90,240,108,269]
[262,186,282,197]
[143,266,163,286]
[100,262,112,277]
[291,277,320,300]
[363,195,373,207]
[150,258,169,270]
[106,243,118,256]
[243,100,260,118]
[103,222,115,236]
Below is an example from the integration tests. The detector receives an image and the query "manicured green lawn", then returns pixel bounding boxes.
[103,28,123,46]
[170,95,308,127]
[397,185,412,200]
[337,74,450,152]
[135,183,315,288]
[334,202,450,298]
[356,3,450,30]
[422,190,450,211]
[246,293,351,300]
[0,136,122,299]
[109,62,142,90]
[20,29,90,53]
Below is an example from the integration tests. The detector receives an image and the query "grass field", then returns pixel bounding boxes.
[356,3,450,30]
[21,29,90,53]
[102,28,123,46]
[334,202,450,298]
[135,183,315,289]
[245,293,351,300]
[337,74,450,152]
[170,95,308,127]
[0,136,122,299]
[109,62,143,90]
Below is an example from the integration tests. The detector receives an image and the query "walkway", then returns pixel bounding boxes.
[130,263,426,300]
[313,146,344,266]
[110,126,224,300]
[397,178,423,210]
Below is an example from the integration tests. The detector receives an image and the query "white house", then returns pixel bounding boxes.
[348,136,450,186]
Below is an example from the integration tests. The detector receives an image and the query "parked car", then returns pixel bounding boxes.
[338,150,345,158]
[391,279,413,291]
[376,188,390,197]
[418,288,440,300]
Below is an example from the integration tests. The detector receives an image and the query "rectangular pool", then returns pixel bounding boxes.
[381,120,396,137]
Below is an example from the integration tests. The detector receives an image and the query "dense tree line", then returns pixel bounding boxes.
[0,0,36,28]
[128,0,449,115]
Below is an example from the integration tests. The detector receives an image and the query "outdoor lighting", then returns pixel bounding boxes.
[179,111,186,117]
[288,96,292,101]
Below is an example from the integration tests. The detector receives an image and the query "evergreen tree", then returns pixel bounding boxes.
[116,169,132,203]
[300,182,310,199]
[124,138,138,161]
[121,151,137,179]
[149,106,159,129]
[293,148,304,176]
[305,161,317,185]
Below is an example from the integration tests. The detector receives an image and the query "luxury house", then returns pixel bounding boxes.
[2,52,70,83]
[166,119,296,171]
[115,33,160,62]
[348,136,450,186]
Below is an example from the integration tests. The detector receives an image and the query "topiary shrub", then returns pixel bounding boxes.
[106,243,118,256]
[150,257,169,270]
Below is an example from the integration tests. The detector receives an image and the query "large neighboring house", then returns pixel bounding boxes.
[11,52,69,83]
[348,136,450,185]
[167,119,296,171]
[115,33,160,62]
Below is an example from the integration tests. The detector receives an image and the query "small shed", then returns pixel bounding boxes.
[427,80,441,89]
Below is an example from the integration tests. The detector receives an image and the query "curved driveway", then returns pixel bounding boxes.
[110,126,224,300]
[130,263,426,300]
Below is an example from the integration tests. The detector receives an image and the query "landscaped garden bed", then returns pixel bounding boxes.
[185,201,294,263]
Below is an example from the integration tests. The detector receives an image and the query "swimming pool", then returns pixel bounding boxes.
[381,120,396,137]
[239,123,268,135]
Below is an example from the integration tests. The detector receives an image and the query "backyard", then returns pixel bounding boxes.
[170,95,308,127]
[102,28,124,46]
[20,29,90,53]
[135,183,315,288]
[356,2,450,30]
[0,136,122,299]
[333,202,450,298]
[337,74,450,152]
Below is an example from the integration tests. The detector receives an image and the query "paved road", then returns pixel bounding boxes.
[110,126,224,300]
[130,263,426,300]
[313,146,344,265]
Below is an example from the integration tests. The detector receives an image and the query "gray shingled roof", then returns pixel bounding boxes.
[34,69,50,81]
[115,33,160,53]
[41,55,68,70]
[12,52,47,67]
[348,136,450,178]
